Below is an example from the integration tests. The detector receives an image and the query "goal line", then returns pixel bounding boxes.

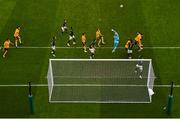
[0,84,180,88]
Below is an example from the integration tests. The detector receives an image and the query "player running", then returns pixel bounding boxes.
[81,32,87,53]
[95,29,105,47]
[125,38,134,59]
[111,29,120,53]
[14,26,22,48]
[61,19,68,34]
[51,36,56,57]
[135,55,143,79]
[89,44,96,59]
[67,27,76,46]
[3,38,14,58]
[135,32,143,52]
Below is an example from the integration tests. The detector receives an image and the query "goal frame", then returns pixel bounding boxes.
[47,59,155,103]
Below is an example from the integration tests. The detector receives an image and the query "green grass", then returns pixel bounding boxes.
[0,0,180,117]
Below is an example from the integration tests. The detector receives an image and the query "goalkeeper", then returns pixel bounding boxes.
[111,29,120,53]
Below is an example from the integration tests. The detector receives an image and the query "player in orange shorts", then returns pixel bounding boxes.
[81,32,87,52]
[3,38,14,58]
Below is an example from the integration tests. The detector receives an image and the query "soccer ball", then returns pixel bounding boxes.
[120,4,123,8]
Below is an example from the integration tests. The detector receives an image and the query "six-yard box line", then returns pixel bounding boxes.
[8,46,180,49]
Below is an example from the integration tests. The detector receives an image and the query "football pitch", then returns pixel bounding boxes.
[0,0,180,118]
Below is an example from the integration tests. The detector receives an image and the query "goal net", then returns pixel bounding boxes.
[47,59,155,103]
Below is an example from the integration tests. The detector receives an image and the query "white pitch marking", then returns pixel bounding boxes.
[0,84,180,88]
[8,46,180,49]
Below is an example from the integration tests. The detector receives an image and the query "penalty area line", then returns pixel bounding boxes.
[9,46,180,49]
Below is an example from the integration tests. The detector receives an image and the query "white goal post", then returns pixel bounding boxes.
[47,59,156,103]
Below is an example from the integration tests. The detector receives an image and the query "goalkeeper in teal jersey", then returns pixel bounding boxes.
[111,29,120,53]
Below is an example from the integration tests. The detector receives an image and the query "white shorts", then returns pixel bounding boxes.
[52,46,56,50]
[69,35,75,40]
[61,26,67,31]
[89,48,95,54]
[136,64,143,71]
[127,49,132,54]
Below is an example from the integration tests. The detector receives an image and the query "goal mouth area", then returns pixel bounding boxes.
[49,84,153,104]
[47,59,155,104]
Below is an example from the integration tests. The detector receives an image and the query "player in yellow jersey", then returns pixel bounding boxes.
[14,26,22,48]
[81,32,87,52]
[135,32,143,51]
[95,29,105,47]
[3,38,14,58]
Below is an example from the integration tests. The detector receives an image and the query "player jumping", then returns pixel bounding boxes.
[125,38,134,59]
[51,36,56,57]
[89,44,96,59]
[135,32,143,52]
[111,29,120,53]
[61,19,68,34]
[135,55,143,79]
[67,27,76,46]
[81,32,87,52]
[14,26,22,48]
[3,38,14,58]
[95,29,105,47]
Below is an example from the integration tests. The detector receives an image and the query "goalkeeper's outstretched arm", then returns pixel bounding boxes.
[111,29,117,33]
[111,29,118,34]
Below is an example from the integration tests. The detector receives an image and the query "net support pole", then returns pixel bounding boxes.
[167,95,173,115]
[28,82,34,115]
[167,82,174,115]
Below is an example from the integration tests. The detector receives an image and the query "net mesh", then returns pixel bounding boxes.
[47,59,155,103]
